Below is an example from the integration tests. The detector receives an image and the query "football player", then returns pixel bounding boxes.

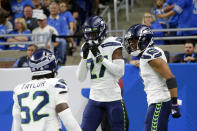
[12,49,81,131]
[76,16,129,131]
[124,24,181,131]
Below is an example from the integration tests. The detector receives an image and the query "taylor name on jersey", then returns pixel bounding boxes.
[13,78,68,131]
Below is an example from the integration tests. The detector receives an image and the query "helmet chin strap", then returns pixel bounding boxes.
[130,38,142,56]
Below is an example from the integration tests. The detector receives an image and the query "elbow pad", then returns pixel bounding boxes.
[101,59,125,78]
[58,108,82,131]
[76,59,88,82]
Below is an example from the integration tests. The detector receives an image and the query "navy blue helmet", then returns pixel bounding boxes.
[82,16,107,43]
[29,49,57,76]
[124,24,154,56]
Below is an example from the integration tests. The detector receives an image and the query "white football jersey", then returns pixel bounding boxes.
[140,46,171,106]
[12,78,68,131]
[85,36,123,102]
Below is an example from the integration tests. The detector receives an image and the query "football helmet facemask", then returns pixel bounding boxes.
[124,24,154,56]
[82,16,107,44]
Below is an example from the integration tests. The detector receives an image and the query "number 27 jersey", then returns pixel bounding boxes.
[86,36,123,102]
[12,78,68,131]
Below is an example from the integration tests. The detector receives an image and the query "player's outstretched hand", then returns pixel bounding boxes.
[171,104,181,118]
[82,42,90,59]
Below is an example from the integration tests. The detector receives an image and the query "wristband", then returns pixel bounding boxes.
[171,97,177,105]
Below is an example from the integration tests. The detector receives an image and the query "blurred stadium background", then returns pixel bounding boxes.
[0,0,197,130]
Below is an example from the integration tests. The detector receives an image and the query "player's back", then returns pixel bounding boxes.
[13,78,67,131]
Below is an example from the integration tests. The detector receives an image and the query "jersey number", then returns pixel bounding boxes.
[87,56,108,79]
[17,91,49,124]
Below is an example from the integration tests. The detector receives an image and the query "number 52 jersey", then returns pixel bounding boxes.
[12,78,68,131]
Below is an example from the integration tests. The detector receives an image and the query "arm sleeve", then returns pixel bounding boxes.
[76,59,88,82]
[12,92,22,131]
[101,58,125,79]
[58,108,82,131]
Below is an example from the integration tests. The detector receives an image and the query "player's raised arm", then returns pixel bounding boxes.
[87,39,125,79]
[76,43,89,82]
[101,47,125,78]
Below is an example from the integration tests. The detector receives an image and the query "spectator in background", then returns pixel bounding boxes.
[70,0,98,31]
[162,0,178,29]
[7,18,31,50]
[43,0,52,9]
[10,0,33,21]
[0,0,11,12]
[157,0,197,36]
[162,0,179,44]
[5,19,13,33]
[72,10,79,35]
[59,0,75,34]
[13,44,38,68]
[142,12,165,45]
[173,40,197,63]
[32,0,50,17]
[151,0,168,26]
[0,8,9,50]
[32,13,59,49]
[72,10,80,46]
[48,2,76,64]
[24,5,38,31]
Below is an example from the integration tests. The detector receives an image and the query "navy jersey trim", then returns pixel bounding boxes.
[58,79,67,86]
[55,84,66,89]
[154,52,162,58]
[101,42,121,48]
[141,55,151,59]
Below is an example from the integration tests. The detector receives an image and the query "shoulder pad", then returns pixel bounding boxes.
[58,79,67,86]
[146,48,159,55]
[115,37,123,43]
[142,47,163,60]
[54,79,68,90]
[103,36,122,44]
[100,42,122,48]
[141,54,152,59]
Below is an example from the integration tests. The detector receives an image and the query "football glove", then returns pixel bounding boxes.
[82,42,89,59]
[89,41,104,62]
[171,104,181,118]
